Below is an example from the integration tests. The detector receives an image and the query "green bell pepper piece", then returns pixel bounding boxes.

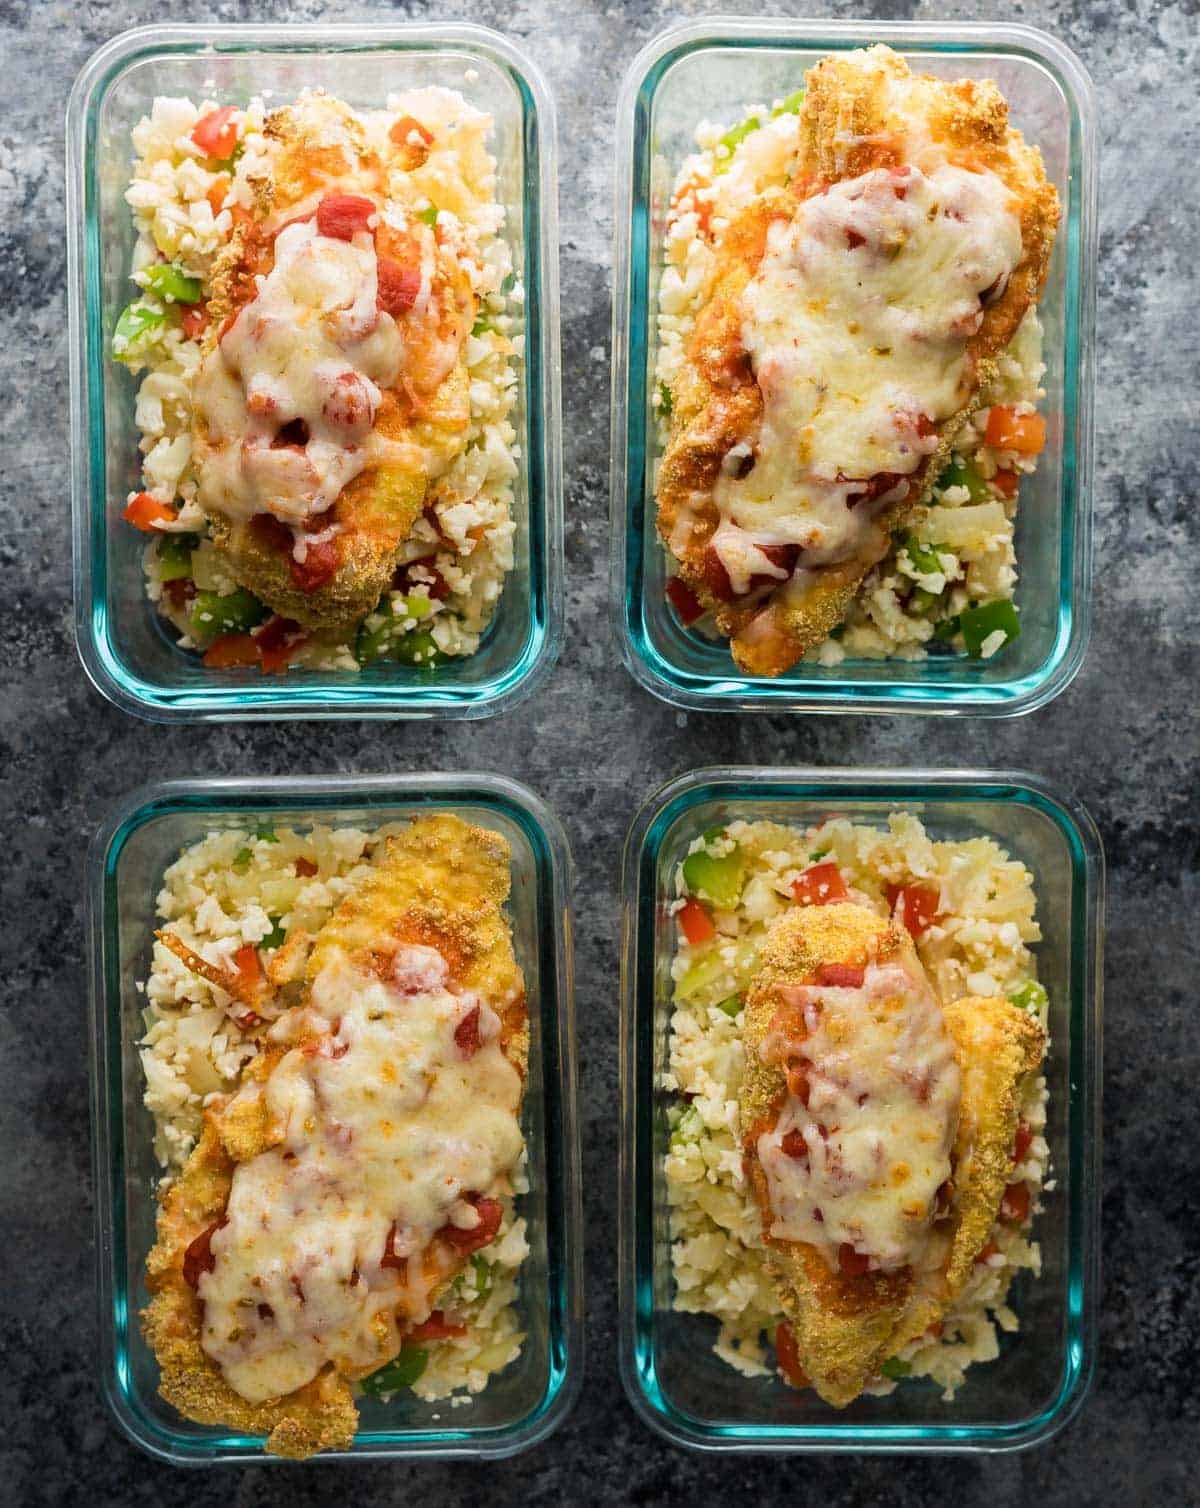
[960,600,1020,658]
[156,531,196,582]
[359,1345,429,1397]
[418,204,439,226]
[658,382,673,417]
[112,301,167,360]
[471,314,495,336]
[880,1357,912,1380]
[189,588,267,638]
[403,593,433,620]
[908,586,942,616]
[674,950,726,1003]
[901,535,946,579]
[771,89,806,117]
[254,820,279,844]
[713,115,761,173]
[471,1254,493,1301]
[932,614,960,643]
[716,994,742,1018]
[391,629,446,667]
[1008,980,1048,1015]
[261,915,287,949]
[232,847,253,874]
[682,841,745,909]
[935,454,990,504]
[142,262,203,304]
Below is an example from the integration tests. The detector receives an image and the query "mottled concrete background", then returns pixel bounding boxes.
[1,0,1197,1503]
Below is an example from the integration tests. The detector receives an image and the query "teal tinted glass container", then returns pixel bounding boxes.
[620,767,1101,1450]
[610,21,1096,715]
[68,24,562,720]
[87,774,581,1462]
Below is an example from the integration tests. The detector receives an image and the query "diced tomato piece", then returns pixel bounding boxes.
[294,857,318,878]
[393,556,449,600]
[702,545,734,603]
[381,1223,407,1273]
[816,962,865,989]
[992,468,1020,499]
[408,1310,466,1342]
[665,576,705,627]
[233,943,262,992]
[289,535,340,593]
[700,541,797,603]
[976,1239,1000,1265]
[780,1128,809,1161]
[677,897,716,945]
[389,114,435,149]
[376,256,422,316]
[440,1195,504,1254]
[786,1062,810,1106]
[846,228,866,249]
[984,405,1046,455]
[316,193,376,240]
[183,1217,227,1290]
[205,179,228,215]
[454,1005,482,1058]
[838,1242,871,1278]
[775,1322,809,1390]
[1000,1182,1031,1224]
[122,491,178,532]
[885,882,940,939]
[180,304,210,341]
[1013,1121,1034,1164]
[164,578,196,611]
[791,862,848,908]
[202,632,260,669]
[191,106,239,160]
[254,615,309,674]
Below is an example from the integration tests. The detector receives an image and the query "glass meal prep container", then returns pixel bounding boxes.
[86,773,581,1463]
[619,766,1101,1451]
[610,20,1097,716]
[67,23,563,721]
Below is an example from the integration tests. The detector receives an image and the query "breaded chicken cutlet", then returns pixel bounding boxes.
[656,45,1060,675]
[739,901,1046,1406]
[142,814,528,1459]
[193,93,474,632]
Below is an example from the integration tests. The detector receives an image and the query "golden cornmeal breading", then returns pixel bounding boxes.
[739,903,930,1407]
[195,100,474,633]
[141,813,527,1459]
[656,45,1060,677]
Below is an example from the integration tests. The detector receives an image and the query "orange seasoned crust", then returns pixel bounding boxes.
[656,45,1060,676]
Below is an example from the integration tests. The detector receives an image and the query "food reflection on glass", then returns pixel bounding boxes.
[139,814,531,1458]
[654,46,1060,673]
[113,89,521,675]
[664,813,1050,1403]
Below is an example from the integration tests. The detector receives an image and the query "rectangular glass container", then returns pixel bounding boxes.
[610,20,1096,715]
[68,23,562,721]
[619,766,1101,1450]
[87,773,581,1463]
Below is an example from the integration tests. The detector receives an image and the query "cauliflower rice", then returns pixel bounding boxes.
[116,87,523,670]
[139,822,529,1404]
[654,98,1048,664]
[663,812,1051,1398]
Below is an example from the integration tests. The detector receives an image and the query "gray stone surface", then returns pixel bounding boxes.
[1,0,1197,1502]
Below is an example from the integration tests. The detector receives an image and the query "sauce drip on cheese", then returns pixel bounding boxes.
[757,956,959,1274]
[193,217,426,545]
[712,162,1022,593]
[197,943,523,1403]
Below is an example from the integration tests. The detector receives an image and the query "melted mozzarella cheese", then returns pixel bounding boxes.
[757,958,960,1274]
[197,943,523,1404]
[193,218,424,536]
[713,162,1022,587]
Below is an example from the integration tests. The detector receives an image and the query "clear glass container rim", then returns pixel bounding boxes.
[86,769,584,1463]
[618,763,1103,1453]
[66,21,564,723]
[608,17,1097,717]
